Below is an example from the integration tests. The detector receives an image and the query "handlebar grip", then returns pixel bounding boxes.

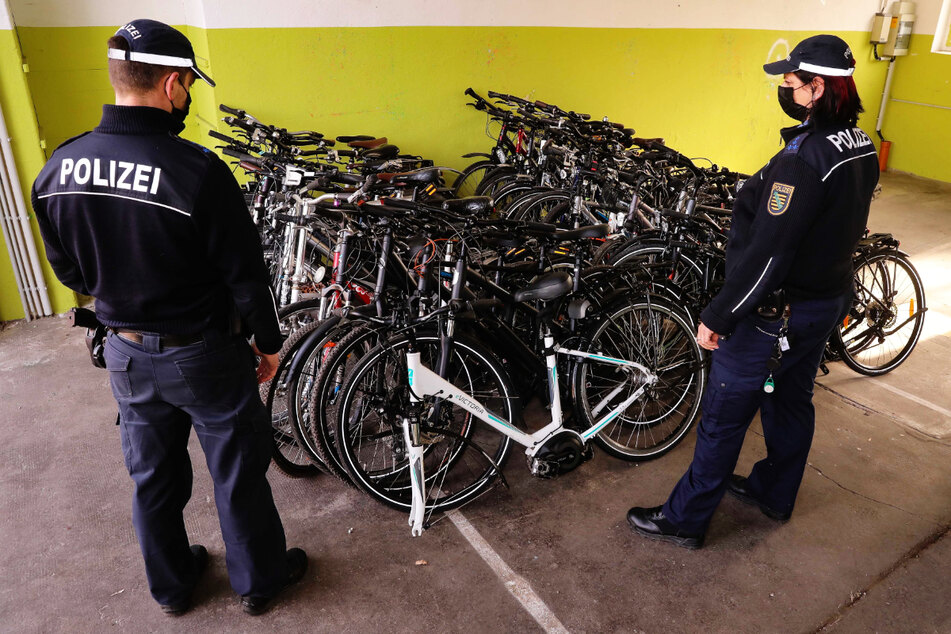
[224,116,256,133]
[208,130,237,144]
[221,147,262,167]
[487,90,502,99]
[330,172,365,185]
[219,103,245,117]
[464,87,479,99]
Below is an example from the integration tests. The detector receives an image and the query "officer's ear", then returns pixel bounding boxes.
[162,71,182,102]
[810,76,826,102]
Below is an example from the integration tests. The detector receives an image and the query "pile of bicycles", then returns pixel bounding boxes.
[209,89,926,535]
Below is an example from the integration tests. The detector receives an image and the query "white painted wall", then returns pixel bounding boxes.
[1,0,14,30]
[6,0,941,34]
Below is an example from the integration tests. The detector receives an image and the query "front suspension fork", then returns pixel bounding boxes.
[402,415,426,537]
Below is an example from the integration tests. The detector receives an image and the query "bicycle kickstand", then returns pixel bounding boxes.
[402,417,426,536]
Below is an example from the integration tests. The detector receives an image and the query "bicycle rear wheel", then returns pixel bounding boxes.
[452,160,495,198]
[299,323,385,485]
[832,250,926,376]
[335,333,517,512]
[260,321,325,477]
[572,297,705,460]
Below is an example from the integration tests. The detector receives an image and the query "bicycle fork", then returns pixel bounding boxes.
[404,351,426,537]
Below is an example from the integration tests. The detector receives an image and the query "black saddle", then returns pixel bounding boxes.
[363,144,401,160]
[513,271,573,303]
[442,196,494,217]
[554,223,610,242]
[379,167,442,187]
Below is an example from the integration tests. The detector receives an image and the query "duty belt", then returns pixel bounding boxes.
[112,328,204,347]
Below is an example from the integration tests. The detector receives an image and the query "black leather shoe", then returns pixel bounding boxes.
[240,548,308,616]
[627,506,704,550]
[160,544,209,616]
[726,475,791,522]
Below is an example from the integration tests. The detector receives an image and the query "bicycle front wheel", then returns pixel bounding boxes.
[573,297,705,460]
[832,250,926,376]
[335,333,518,512]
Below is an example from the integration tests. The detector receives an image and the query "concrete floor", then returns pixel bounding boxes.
[0,171,949,633]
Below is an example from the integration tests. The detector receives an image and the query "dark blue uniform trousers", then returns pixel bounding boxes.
[662,293,851,535]
[104,331,288,606]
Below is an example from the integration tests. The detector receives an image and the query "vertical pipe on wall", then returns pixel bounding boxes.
[875,58,896,138]
[0,150,34,318]
[0,144,41,318]
[0,81,53,319]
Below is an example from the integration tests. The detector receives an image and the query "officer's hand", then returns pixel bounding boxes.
[251,342,279,384]
[696,322,720,351]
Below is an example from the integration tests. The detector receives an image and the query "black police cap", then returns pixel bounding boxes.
[763,34,855,77]
[107,19,215,87]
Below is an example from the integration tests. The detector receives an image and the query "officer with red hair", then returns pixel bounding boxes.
[628,35,879,548]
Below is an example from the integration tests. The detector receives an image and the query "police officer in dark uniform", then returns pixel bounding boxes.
[627,35,880,548]
[31,20,306,614]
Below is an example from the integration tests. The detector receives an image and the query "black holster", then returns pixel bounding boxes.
[755,289,787,322]
[68,307,107,369]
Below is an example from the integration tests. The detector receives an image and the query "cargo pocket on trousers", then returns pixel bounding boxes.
[104,349,133,399]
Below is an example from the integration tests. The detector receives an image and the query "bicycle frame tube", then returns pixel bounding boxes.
[401,340,655,535]
[404,341,656,451]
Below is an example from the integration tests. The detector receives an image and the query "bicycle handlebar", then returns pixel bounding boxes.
[219,103,245,118]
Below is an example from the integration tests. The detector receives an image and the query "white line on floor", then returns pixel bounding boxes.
[447,510,570,634]
[874,380,951,418]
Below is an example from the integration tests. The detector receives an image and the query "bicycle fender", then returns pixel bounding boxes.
[461,152,492,159]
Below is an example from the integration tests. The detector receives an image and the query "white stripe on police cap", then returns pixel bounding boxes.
[107,48,193,68]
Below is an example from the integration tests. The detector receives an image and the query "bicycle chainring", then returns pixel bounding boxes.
[528,430,593,478]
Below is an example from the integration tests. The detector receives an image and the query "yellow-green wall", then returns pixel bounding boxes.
[4,24,950,319]
[0,27,73,320]
[878,35,951,182]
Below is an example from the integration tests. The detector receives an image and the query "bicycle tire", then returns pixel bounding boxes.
[335,333,517,513]
[259,321,326,477]
[608,239,711,315]
[298,323,385,486]
[572,296,705,460]
[831,250,926,376]
[278,298,322,337]
[452,160,496,198]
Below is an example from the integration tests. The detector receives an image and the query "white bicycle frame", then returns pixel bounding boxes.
[401,333,657,536]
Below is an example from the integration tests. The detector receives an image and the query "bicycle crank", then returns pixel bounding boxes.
[528,430,593,479]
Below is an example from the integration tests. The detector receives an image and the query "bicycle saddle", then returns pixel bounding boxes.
[376,167,442,186]
[363,144,401,160]
[442,196,494,216]
[336,135,376,143]
[348,137,389,150]
[554,223,610,242]
[513,271,573,303]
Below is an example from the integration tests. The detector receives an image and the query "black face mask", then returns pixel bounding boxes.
[777,85,811,122]
[171,83,191,124]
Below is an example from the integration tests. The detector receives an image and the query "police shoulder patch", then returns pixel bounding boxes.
[768,182,795,215]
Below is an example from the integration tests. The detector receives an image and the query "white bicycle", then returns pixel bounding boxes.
[332,273,705,536]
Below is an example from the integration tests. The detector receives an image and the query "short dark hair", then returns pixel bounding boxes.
[794,70,865,127]
[107,35,188,93]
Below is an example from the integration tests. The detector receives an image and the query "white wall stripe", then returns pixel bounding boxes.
[447,510,570,634]
[6,0,942,35]
[1,0,14,30]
